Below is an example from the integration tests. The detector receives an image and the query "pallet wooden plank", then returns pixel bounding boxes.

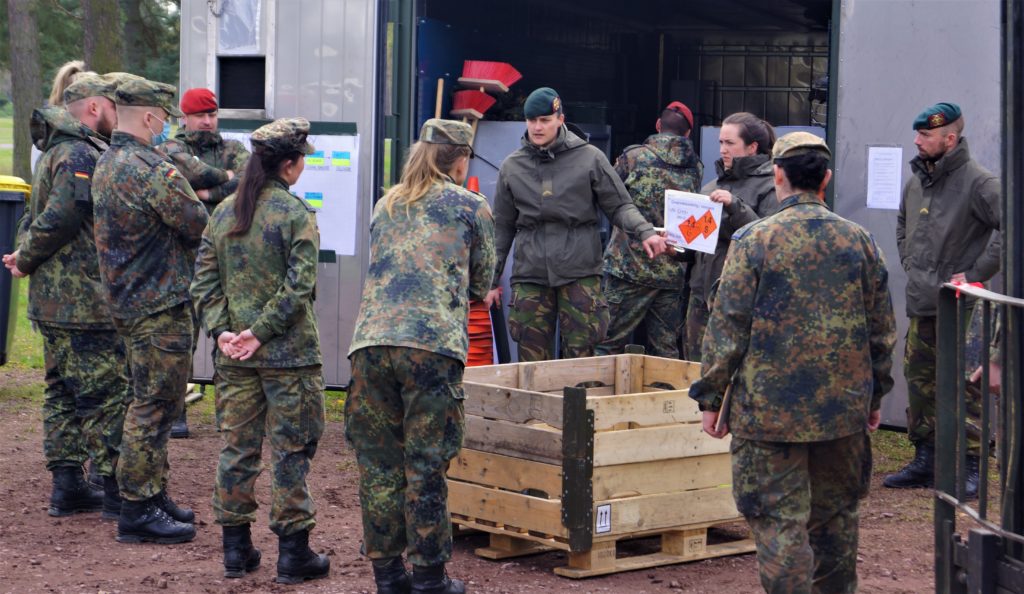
[464,363,519,388]
[464,416,563,464]
[451,515,571,552]
[587,390,702,429]
[518,356,617,393]
[447,481,569,538]
[463,383,565,427]
[591,453,732,499]
[553,538,756,578]
[596,485,740,536]
[641,357,701,390]
[474,534,557,560]
[448,449,563,496]
[593,423,730,466]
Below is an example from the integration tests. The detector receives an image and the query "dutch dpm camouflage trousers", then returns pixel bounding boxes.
[596,275,683,359]
[684,292,710,364]
[507,276,609,362]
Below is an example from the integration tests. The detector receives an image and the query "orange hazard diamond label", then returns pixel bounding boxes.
[699,209,718,238]
[679,215,702,244]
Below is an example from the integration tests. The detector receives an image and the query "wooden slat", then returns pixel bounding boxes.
[448,449,563,496]
[464,416,563,464]
[593,424,731,466]
[641,357,702,390]
[464,363,519,388]
[596,485,740,536]
[447,481,568,538]
[554,536,756,579]
[518,356,617,393]
[587,390,702,429]
[613,354,645,394]
[451,515,571,552]
[474,534,558,559]
[463,382,565,427]
[591,453,732,499]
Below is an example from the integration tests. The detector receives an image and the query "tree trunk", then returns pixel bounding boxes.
[82,0,124,73]
[120,0,145,73]
[5,0,42,183]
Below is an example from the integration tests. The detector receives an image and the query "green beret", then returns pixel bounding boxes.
[772,131,831,162]
[913,102,961,130]
[63,74,118,104]
[250,117,315,156]
[524,87,562,119]
[419,118,475,156]
[114,79,184,117]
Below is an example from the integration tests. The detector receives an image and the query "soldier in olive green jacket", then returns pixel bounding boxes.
[484,87,668,361]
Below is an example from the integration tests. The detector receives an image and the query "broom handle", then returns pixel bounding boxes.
[435,78,444,119]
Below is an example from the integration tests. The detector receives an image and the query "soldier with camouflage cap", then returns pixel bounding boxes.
[93,78,207,545]
[2,73,132,519]
[347,118,494,594]
[690,132,897,593]
[884,103,1001,499]
[596,101,702,358]
[484,87,668,362]
[192,117,330,584]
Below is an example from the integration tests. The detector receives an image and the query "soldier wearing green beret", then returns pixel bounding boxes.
[346,118,494,594]
[484,87,668,362]
[92,78,208,545]
[2,73,131,520]
[690,132,897,593]
[884,102,1001,497]
[191,117,330,584]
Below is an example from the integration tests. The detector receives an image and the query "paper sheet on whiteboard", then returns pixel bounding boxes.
[866,146,903,210]
[663,190,723,255]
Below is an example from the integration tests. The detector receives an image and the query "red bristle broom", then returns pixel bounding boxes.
[458,60,522,94]
[451,90,496,121]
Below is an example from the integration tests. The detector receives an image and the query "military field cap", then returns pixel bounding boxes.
[250,117,316,156]
[181,88,218,115]
[114,78,184,117]
[772,131,832,162]
[63,74,118,104]
[104,72,144,85]
[913,102,962,130]
[524,87,563,119]
[420,118,475,157]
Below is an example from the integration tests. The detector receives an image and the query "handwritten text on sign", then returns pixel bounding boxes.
[664,190,723,254]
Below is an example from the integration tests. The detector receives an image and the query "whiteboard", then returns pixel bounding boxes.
[220,132,360,256]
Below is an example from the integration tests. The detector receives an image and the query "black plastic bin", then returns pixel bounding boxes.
[0,175,30,366]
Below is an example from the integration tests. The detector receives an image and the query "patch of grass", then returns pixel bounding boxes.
[0,116,12,145]
[6,279,45,370]
[0,147,12,176]
[0,379,45,413]
[326,389,347,423]
[872,428,914,474]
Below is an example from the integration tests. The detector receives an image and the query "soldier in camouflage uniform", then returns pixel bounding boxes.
[689,133,897,593]
[687,113,778,362]
[191,117,329,584]
[158,88,250,439]
[2,74,130,519]
[484,87,668,362]
[885,103,1001,498]
[93,78,208,544]
[346,119,495,594]
[597,102,701,358]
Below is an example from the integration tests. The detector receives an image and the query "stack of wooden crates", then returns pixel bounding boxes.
[448,352,755,578]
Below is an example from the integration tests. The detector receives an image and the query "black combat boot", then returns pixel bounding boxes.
[101,475,122,520]
[87,461,102,489]
[223,524,261,578]
[275,529,330,584]
[117,497,196,544]
[373,556,412,594]
[411,564,465,594]
[49,466,104,517]
[883,442,935,489]
[963,455,981,500]
[170,409,189,439]
[155,490,195,523]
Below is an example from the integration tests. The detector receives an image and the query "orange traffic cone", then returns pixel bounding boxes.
[466,176,480,193]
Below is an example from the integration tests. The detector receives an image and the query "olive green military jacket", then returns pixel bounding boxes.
[689,193,896,442]
[191,178,322,368]
[897,137,1001,318]
[15,107,113,329]
[602,133,702,290]
[691,154,778,302]
[158,129,250,212]
[349,179,496,363]
[93,132,209,319]
[493,126,655,288]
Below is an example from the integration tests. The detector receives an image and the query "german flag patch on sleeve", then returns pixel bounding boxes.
[74,171,90,180]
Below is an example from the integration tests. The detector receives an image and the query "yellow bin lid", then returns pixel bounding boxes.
[0,175,30,200]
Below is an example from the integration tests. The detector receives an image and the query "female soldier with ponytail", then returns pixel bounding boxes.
[191,118,330,585]
[346,119,495,594]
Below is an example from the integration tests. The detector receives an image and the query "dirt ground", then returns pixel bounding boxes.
[0,368,936,594]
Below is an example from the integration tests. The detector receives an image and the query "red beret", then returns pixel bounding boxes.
[665,101,694,130]
[180,88,218,115]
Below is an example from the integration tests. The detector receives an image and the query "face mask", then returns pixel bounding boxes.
[147,114,170,145]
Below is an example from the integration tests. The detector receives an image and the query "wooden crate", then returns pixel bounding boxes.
[448,353,755,578]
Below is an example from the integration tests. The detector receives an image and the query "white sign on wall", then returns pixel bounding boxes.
[221,131,360,256]
[866,145,903,210]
